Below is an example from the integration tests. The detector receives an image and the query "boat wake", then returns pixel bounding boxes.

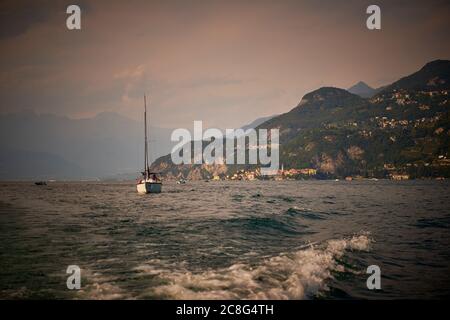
[135,233,372,299]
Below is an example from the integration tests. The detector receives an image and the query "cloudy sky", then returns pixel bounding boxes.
[1,0,449,129]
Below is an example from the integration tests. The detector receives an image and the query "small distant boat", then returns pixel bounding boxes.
[136,94,162,194]
[35,181,47,186]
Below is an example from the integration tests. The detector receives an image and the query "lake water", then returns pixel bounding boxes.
[0,180,449,299]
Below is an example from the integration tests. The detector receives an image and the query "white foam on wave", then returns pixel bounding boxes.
[75,268,127,300]
[135,233,372,299]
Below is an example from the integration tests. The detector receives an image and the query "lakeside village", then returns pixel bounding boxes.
[199,164,447,182]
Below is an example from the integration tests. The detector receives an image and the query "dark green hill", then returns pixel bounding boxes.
[151,60,450,179]
[380,59,450,92]
[257,87,372,143]
[272,60,450,178]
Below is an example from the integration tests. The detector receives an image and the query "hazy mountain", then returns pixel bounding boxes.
[0,112,175,180]
[151,60,450,179]
[240,115,277,131]
[0,146,86,180]
[348,81,377,98]
[222,114,277,139]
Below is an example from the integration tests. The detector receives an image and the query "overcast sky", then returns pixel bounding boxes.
[1,0,449,129]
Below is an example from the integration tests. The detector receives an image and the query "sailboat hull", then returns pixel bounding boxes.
[137,182,162,194]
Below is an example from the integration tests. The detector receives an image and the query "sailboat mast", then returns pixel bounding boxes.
[144,94,148,179]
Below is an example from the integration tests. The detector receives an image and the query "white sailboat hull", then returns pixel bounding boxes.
[137,181,162,194]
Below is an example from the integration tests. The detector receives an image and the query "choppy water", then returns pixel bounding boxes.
[0,180,449,299]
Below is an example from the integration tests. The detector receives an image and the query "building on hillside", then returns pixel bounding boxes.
[391,174,410,180]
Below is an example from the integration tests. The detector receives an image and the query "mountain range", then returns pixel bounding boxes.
[0,112,174,180]
[151,60,450,180]
[2,59,448,180]
[0,110,274,180]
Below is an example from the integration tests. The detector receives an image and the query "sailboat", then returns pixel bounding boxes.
[136,95,162,194]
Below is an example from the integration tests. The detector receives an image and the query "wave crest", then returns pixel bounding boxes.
[136,234,372,299]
